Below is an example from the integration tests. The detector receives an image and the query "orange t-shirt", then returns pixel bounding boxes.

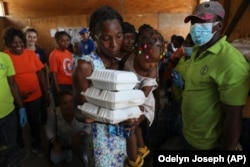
[49,49,73,85]
[5,49,44,102]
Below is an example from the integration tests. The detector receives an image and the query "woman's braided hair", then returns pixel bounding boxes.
[89,6,123,38]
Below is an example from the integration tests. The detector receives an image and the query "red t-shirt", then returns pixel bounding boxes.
[5,49,44,102]
[49,49,73,85]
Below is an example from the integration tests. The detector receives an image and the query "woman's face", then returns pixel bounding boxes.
[94,19,123,58]
[57,34,71,50]
[60,94,74,115]
[26,31,37,47]
[9,35,25,55]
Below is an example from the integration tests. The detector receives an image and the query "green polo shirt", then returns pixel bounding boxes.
[182,36,250,150]
[0,52,15,118]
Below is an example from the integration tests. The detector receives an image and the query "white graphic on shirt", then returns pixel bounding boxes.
[63,58,73,76]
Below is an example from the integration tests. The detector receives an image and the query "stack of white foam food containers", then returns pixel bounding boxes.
[78,69,146,124]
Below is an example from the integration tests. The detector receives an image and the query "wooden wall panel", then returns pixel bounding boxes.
[218,0,250,41]
[0,0,199,54]
[123,13,158,30]
[125,0,196,13]
[228,4,250,41]
[2,11,191,54]
[158,13,190,41]
[5,0,125,17]
[4,0,196,17]
[0,18,5,51]
[3,15,89,55]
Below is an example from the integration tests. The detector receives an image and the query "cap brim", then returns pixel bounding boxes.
[79,31,88,34]
[184,13,216,23]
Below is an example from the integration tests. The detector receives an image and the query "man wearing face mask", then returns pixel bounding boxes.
[181,1,250,150]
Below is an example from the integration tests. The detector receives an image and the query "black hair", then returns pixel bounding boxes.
[185,33,195,46]
[57,90,72,105]
[135,29,165,55]
[138,24,153,33]
[89,6,123,37]
[4,27,27,47]
[214,14,223,21]
[171,34,177,41]
[175,35,185,45]
[54,31,71,41]
[122,22,136,35]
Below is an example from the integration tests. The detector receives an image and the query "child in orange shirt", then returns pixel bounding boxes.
[49,31,73,106]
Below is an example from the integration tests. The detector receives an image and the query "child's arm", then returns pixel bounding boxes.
[143,67,157,97]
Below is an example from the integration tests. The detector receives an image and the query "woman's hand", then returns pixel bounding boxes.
[120,118,139,128]
[75,109,95,123]
[19,90,35,100]
[53,141,63,154]
[84,118,95,123]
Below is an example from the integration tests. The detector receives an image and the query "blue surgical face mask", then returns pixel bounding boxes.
[190,22,219,46]
[183,47,193,57]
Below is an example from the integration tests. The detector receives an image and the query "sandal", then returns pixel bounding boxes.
[126,155,144,167]
[137,146,150,159]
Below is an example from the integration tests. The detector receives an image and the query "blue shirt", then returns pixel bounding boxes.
[80,38,96,55]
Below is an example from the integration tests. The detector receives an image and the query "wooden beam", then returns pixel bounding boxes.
[221,0,231,34]
[224,0,250,38]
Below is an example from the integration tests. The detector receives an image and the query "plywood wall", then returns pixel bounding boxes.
[1,13,192,55]
[0,0,198,55]
[219,0,250,41]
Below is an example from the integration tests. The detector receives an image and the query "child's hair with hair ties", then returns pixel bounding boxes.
[135,29,165,59]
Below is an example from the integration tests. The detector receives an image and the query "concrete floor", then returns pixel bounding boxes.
[19,90,169,167]
[19,89,250,166]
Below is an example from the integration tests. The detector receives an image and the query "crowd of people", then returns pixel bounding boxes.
[0,1,250,167]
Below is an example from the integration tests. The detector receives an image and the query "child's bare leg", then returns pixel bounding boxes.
[135,126,144,148]
[135,125,150,159]
[126,129,138,161]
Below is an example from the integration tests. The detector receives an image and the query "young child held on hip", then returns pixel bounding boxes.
[123,28,165,167]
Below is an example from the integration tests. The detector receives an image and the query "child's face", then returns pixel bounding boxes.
[121,33,136,52]
[57,34,71,50]
[137,41,162,71]
[60,94,74,115]
[94,19,123,58]
[26,31,37,47]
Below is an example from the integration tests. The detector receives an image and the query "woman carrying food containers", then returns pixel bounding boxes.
[72,6,140,167]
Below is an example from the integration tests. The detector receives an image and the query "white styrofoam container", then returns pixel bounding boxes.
[82,87,145,109]
[78,102,142,124]
[87,69,139,91]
